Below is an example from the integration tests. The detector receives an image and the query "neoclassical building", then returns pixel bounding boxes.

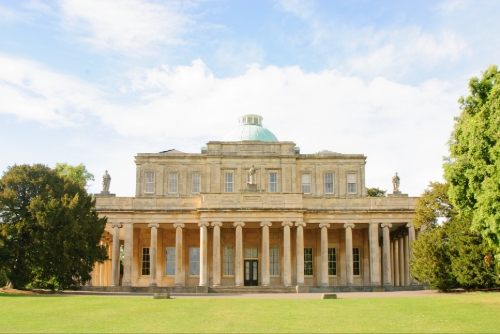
[90,115,420,292]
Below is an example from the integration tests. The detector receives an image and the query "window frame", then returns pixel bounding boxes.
[269,172,278,193]
[145,172,155,194]
[347,173,357,194]
[270,247,280,276]
[223,246,234,276]
[192,173,201,193]
[304,247,313,276]
[224,173,234,193]
[141,247,150,276]
[353,247,361,276]
[328,247,337,276]
[189,247,200,276]
[324,172,334,194]
[301,173,311,194]
[168,173,178,194]
[165,247,175,276]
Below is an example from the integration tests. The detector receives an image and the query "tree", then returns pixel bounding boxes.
[55,163,94,190]
[444,65,500,246]
[410,182,499,291]
[366,187,386,197]
[0,164,107,289]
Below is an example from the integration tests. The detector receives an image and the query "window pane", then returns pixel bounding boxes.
[269,173,278,192]
[145,172,155,193]
[304,248,313,275]
[325,173,334,194]
[192,174,201,193]
[270,247,279,275]
[166,247,175,275]
[189,247,200,275]
[347,173,357,193]
[224,247,234,275]
[244,247,258,258]
[142,248,150,275]
[169,174,178,193]
[225,173,233,192]
[302,173,311,194]
[328,248,336,275]
[353,248,360,275]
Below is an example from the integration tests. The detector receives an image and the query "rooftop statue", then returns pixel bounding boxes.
[102,170,111,192]
[392,172,400,193]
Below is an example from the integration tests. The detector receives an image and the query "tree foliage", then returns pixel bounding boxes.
[55,163,94,189]
[444,65,500,246]
[0,164,107,289]
[366,187,387,197]
[410,182,499,291]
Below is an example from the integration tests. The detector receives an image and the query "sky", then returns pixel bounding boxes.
[1,0,499,197]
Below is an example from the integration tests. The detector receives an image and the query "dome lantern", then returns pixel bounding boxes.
[222,114,278,142]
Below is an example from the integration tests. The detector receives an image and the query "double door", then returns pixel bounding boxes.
[244,260,258,286]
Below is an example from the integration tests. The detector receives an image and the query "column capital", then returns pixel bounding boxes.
[148,223,159,228]
[111,223,122,228]
[260,221,272,227]
[295,221,306,227]
[319,223,330,228]
[406,222,413,228]
[233,221,245,227]
[198,222,210,227]
[381,223,393,228]
[281,221,294,227]
[211,221,223,227]
[173,223,185,228]
[344,223,355,229]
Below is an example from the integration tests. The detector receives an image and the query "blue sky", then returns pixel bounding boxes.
[1,0,499,196]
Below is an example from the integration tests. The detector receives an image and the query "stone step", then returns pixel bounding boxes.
[209,286,297,294]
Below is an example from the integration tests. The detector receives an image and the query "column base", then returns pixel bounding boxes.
[122,282,132,287]
[110,283,119,287]
[149,283,157,287]
[196,286,209,293]
[321,283,330,287]
[296,285,309,293]
[174,283,183,287]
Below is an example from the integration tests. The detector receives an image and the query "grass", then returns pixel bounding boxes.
[1,292,500,333]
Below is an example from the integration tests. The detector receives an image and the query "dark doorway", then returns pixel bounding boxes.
[244,260,258,286]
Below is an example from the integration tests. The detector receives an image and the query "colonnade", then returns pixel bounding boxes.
[107,221,417,287]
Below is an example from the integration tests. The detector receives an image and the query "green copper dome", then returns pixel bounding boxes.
[223,114,278,142]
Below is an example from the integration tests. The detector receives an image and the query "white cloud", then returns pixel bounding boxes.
[0,54,111,127]
[58,0,192,54]
[0,3,22,23]
[277,0,316,20]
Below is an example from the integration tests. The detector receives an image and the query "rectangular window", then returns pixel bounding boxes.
[166,247,175,275]
[141,248,150,275]
[192,173,201,193]
[223,247,234,275]
[347,173,357,193]
[169,173,178,193]
[325,173,334,194]
[270,247,280,275]
[304,247,313,275]
[328,248,337,275]
[244,247,258,258]
[224,173,233,192]
[353,247,360,275]
[145,172,155,193]
[189,247,200,275]
[269,173,278,192]
[301,173,311,194]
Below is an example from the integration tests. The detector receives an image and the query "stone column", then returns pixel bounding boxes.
[399,236,405,286]
[122,223,134,286]
[212,222,222,287]
[198,222,209,287]
[344,223,355,286]
[404,234,410,286]
[111,223,122,287]
[381,223,392,286]
[260,221,272,287]
[319,223,330,286]
[407,223,417,285]
[173,223,184,286]
[234,221,245,287]
[282,221,293,287]
[148,223,159,287]
[369,223,381,286]
[295,221,306,286]
[394,238,400,286]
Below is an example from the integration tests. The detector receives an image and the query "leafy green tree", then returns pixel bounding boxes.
[444,65,500,246]
[0,164,107,289]
[55,163,94,190]
[410,182,499,291]
[366,187,386,197]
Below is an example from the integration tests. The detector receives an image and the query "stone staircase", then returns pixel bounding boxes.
[209,286,297,293]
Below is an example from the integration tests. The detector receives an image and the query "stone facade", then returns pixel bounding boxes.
[91,123,419,291]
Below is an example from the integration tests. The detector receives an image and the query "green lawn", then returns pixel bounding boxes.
[1,293,499,333]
